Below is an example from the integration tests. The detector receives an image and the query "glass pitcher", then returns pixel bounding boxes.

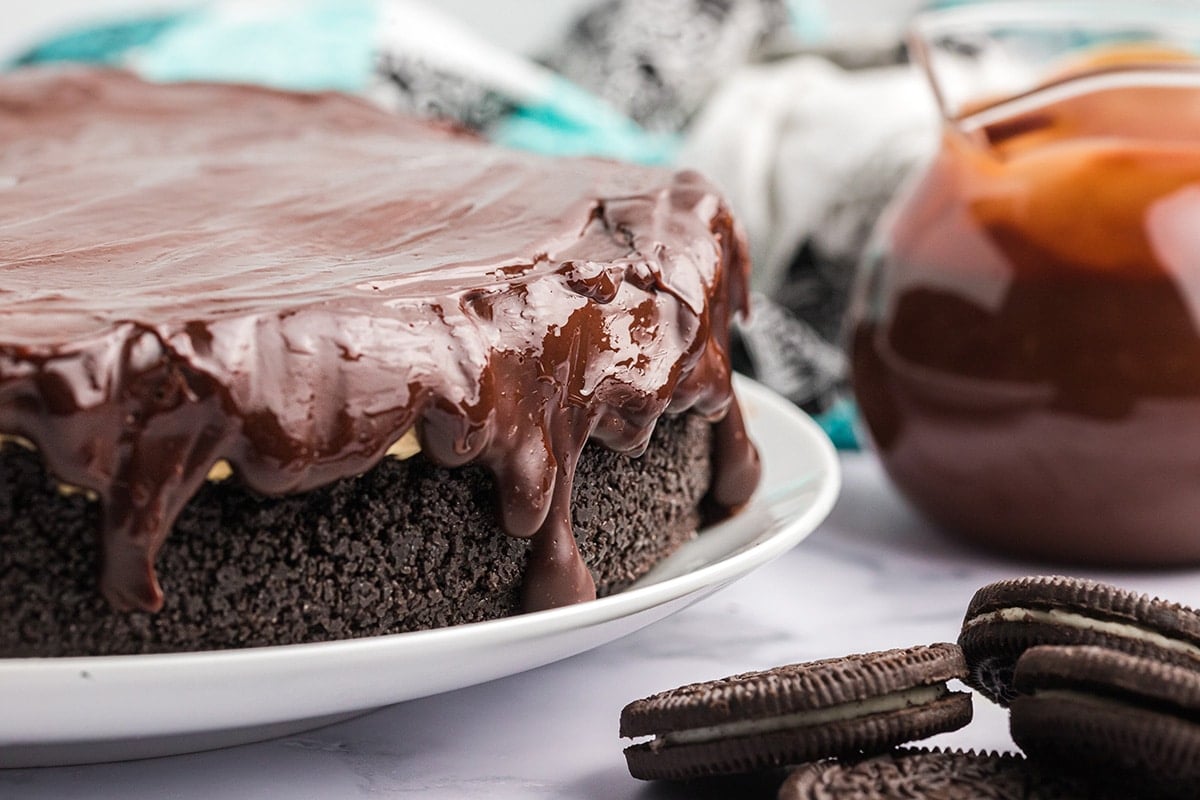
[848,2,1200,564]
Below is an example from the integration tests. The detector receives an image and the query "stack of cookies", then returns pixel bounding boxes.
[619,576,1200,798]
[959,576,1200,799]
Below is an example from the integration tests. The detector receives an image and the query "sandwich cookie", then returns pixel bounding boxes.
[778,747,1110,800]
[1011,645,1200,800]
[619,643,972,781]
[958,576,1200,705]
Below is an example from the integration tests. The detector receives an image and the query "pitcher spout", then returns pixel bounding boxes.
[909,1,1200,141]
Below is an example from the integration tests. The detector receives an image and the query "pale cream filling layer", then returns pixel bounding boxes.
[657,684,952,747]
[0,428,422,499]
[963,608,1200,661]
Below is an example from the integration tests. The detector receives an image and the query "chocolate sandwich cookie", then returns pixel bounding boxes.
[1011,645,1200,800]
[959,576,1200,704]
[619,644,972,781]
[778,747,1109,800]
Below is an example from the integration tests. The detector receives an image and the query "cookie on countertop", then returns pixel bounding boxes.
[778,747,1113,800]
[619,643,972,781]
[1011,645,1200,800]
[958,576,1200,705]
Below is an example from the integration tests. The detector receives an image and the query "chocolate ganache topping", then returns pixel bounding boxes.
[0,69,760,615]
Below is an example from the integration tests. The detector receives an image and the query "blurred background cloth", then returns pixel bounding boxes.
[7,0,940,448]
[682,57,937,448]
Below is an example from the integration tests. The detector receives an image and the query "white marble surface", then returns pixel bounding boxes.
[5,452,1200,798]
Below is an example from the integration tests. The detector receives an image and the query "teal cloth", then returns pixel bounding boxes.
[9,2,671,165]
[785,0,830,43]
[813,397,859,451]
[13,3,377,92]
[13,16,181,67]
[10,4,379,93]
[133,2,377,92]
[492,76,678,164]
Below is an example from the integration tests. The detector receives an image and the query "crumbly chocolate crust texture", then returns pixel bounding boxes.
[2,414,711,657]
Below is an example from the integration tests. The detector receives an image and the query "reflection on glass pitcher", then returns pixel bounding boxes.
[848,2,1200,565]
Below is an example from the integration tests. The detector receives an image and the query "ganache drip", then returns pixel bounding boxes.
[0,68,761,614]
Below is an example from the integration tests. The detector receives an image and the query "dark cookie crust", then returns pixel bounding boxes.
[624,694,972,781]
[1011,646,1200,800]
[959,576,1200,705]
[1014,645,1200,711]
[2,414,712,657]
[779,748,1111,800]
[622,644,968,736]
[621,644,972,781]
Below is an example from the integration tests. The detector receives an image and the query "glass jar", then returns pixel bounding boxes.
[848,3,1200,564]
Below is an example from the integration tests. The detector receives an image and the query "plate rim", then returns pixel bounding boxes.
[0,376,840,750]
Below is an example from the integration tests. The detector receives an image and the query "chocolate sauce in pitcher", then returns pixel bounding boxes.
[851,65,1200,563]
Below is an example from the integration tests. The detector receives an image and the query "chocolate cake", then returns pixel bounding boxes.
[0,69,760,657]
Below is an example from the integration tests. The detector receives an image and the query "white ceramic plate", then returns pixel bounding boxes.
[0,377,840,767]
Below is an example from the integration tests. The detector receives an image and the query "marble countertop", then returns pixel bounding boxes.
[6,452,1200,799]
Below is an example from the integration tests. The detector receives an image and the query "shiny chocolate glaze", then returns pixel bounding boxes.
[851,73,1200,564]
[0,69,760,614]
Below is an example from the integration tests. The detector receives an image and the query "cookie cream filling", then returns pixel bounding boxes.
[963,608,1200,660]
[0,434,34,451]
[204,429,421,483]
[2,428,422,496]
[656,684,953,747]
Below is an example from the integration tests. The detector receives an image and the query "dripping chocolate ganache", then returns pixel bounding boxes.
[0,69,760,656]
